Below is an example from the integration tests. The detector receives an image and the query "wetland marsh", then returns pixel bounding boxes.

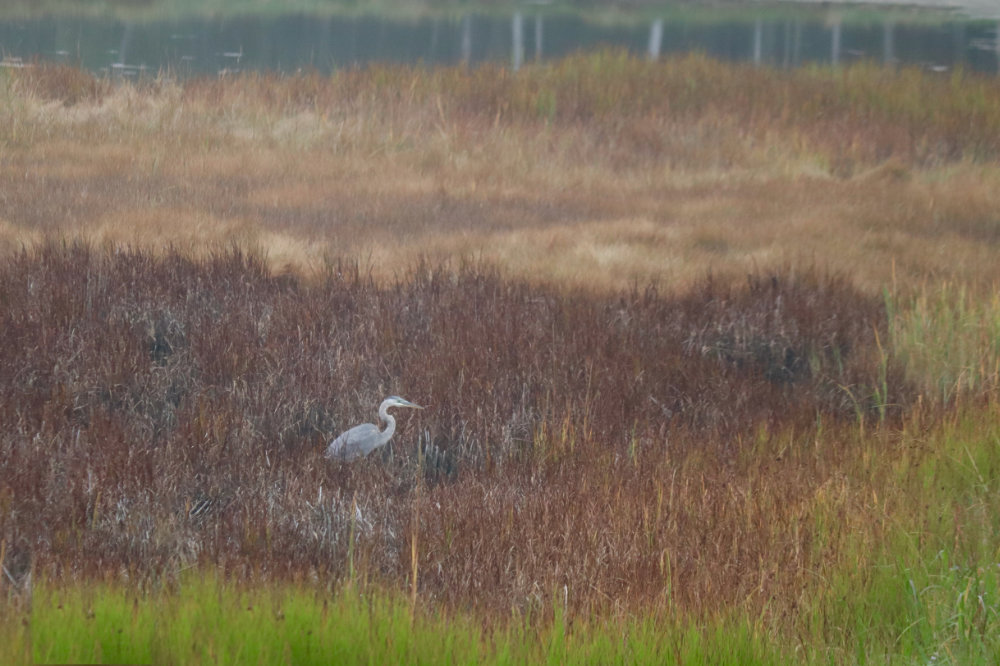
[1,38,1000,663]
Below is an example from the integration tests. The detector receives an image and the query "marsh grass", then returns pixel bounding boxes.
[0,245,906,618]
[3,242,998,663]
[4,407,1000,663]
[0,575,786,665]
[887,283,1000,405]
[3,56,1000,291]
[800,409,1000,663]
[3,53,1000,662]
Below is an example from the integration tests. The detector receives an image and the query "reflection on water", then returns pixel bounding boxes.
[0,13,998,76]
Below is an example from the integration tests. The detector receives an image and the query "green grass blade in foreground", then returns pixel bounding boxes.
[804,411,1000,664]
[8,577,787,665]
[888,284,1000,404]
[29,585,154,664]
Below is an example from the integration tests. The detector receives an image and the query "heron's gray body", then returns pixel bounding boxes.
[326,396,423,462]
[326,422,387,462]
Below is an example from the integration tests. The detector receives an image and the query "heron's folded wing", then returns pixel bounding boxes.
[326,423,381,461]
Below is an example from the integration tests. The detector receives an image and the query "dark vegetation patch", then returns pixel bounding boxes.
[0,244,909,615]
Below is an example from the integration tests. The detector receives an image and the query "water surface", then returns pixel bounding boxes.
[0,12,998,76]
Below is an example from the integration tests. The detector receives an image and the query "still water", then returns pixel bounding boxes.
[1,12,999,77]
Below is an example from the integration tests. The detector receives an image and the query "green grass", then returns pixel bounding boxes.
[2,577,785,665]
[887,283,1000,404]
[800,411,1000,664]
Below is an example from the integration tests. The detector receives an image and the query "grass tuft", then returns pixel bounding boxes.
[887,283,1000,405]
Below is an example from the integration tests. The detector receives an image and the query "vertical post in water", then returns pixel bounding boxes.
[116,22,134,80]
[461,14,472,66]
[831,18,841,66]
[648,19,663,61]
[512,12,524,71]
[752,18,763,66]
[952,22,966,69]
[318,16,333,69]
[782,20,792,68]
[883,19,895,65]
[118,23,134,65]
[996,21,1000,76]
[792,19,802,67]
[429,19,440,61]
[535,14,544,61]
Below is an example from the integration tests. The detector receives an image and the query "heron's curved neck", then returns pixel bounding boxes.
[377,402,397,444]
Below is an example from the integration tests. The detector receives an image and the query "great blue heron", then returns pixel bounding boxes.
[325,396,424,462]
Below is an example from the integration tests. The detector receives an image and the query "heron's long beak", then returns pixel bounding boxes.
[402,399,425,409]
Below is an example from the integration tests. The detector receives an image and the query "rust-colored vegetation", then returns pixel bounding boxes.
[0,244,904,619]
[1,54,1000,656]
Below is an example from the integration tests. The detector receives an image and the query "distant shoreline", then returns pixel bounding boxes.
[1,1,998,22]
[794,0,997,20]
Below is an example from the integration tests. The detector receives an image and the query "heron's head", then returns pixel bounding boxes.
[385,395,424,410]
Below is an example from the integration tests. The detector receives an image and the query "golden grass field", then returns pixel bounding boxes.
[3,54,1000,294]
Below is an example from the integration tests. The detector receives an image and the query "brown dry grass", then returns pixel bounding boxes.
[3,56,1000,294]
[0,244,904,624]
[2,56,1000,650]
